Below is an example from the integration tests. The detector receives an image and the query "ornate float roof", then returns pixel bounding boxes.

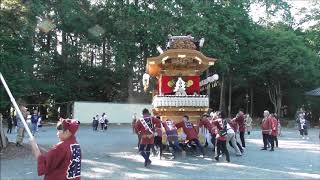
[146,49,217,77]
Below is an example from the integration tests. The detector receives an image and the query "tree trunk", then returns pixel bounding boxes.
[128,75,134,103]
[46,33,51,53]
[61,31,67,63]
[219,75,226,113]
[267,81,282,115]
[250,87,254,116]
[206,69,210,107]
[0,113,8,149]
[90,45,94,67]
[228,76,232,118]
[102,38,106,67]
[276,81,282,115]
[106,40,111,67]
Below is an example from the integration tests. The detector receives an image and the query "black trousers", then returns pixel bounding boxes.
[211,134,216,151]
[262,133,269,148]
[300,128,308,136]
[268,135,275,150]
[188,139,205,155]
[139,144,152,162]
[274,136,278,147]
[154,136,163,156]
[100,123,104,130]
[216,140,230,162]
[239,131,245,147]
[7,125,12,134]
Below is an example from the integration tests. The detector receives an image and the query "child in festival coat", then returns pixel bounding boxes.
[30,118,81,180]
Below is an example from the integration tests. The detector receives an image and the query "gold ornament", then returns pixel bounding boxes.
[186,80,194,87]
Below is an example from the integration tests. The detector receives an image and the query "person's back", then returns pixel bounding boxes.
[7,116,13,133]
[176,119,198,140]
[7,117,13,126]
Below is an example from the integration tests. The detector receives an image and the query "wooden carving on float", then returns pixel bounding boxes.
[170,39,197,50]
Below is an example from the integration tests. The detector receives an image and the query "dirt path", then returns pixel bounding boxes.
[1,126,320,179]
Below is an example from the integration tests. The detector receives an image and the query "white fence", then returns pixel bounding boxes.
[73,102,152,124]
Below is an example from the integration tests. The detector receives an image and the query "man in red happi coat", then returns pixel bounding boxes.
[176,115,205,157]
[233,110,246,148]
[135,108,161,167]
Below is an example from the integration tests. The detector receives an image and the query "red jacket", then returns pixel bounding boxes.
[38,136,81,180]
[234,115,245,132]
[135,116,161,144]
[271,117,278,137]
[230,119,238,132]
[213,118,227,141]
[261,116,273,135]
[175,120,198,140]
[199,118,215,135]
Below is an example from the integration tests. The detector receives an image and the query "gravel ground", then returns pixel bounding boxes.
[1,125,319,180]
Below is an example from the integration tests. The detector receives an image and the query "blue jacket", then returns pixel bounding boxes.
[31,115,39,124]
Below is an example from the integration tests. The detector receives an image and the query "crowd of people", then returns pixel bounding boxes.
[2,104,318,179]
[91,112,109,131]
[132,108,262,167]
[5,106,42,147]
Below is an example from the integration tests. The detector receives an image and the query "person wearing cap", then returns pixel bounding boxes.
[198,113,216,152]
[30,118,81,180]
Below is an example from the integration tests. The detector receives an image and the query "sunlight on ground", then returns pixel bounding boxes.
[82,159,122,178]
[246,138,320,150]
[82,159,123,169]
[219,161,320,179]
[125,172,169,179]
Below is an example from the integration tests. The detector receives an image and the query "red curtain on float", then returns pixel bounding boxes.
[159,75,200,95]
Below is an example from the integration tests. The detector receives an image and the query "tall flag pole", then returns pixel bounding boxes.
[0,72,35,140]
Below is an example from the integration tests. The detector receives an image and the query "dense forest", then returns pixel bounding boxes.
[0,0,319,122]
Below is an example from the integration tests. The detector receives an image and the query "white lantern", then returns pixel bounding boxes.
[156,45,164,54]
[199,38,205,47]
[203,79,208,85]
[212,74,219,81]
[142,73,150,86]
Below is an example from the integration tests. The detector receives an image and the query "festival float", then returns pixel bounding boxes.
[143,35,218,126]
